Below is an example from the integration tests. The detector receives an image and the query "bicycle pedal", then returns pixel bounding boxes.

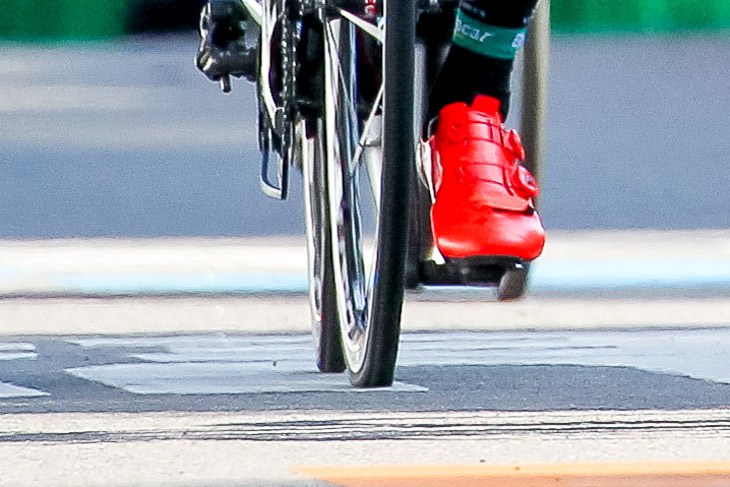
[419,257,519,287]
[219,74,232,93]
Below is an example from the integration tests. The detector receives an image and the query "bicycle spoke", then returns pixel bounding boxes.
[324,21,360,133]
[324,16,384,196]
[338,9,384,42]
[350,84,383,178]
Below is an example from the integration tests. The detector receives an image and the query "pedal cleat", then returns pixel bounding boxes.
[428,95,545,261]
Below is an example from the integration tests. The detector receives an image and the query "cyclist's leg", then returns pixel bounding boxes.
[429,0,538,118]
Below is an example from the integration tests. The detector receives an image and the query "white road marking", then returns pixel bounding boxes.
[0,342,38,361]
[0,344,46,397]
[3,408,730,440]
[66,363,425,395]
[1,409,729,487]
[396,329,730,384]
[66,328,730,396]
[4,231,730,297]
[66,335,426,394]
[0,382,49,398]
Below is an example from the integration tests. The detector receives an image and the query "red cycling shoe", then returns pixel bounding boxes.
[428,95,546,261]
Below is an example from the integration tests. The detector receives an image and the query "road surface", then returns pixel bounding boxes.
[1,233,729,486]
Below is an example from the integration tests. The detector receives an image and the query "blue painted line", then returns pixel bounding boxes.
[530,259,730,291]
[4,258,730,295]
[54,273,309,295]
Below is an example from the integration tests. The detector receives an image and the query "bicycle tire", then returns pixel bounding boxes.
[321,0,415,387]
[302,119,346,372]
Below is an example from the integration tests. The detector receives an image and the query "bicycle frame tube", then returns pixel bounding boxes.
[257,0,280,129]
[240,0,263,25]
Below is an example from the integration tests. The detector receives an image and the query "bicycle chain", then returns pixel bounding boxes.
[279,0,303,167]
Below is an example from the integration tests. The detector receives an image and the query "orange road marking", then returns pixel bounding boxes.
[293,462,730,487]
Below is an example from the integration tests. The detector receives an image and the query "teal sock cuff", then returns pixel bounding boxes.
[452,9,527,60]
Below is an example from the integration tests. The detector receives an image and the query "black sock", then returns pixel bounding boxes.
[429,45,514,119]
[428,0,539,119]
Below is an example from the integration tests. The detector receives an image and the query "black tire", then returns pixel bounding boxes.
[321,0,415,387]
[302,119,346,373]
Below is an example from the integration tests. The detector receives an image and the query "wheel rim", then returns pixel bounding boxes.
[301,115,345,372]
[323,16,384,374]
[302,122,325,323]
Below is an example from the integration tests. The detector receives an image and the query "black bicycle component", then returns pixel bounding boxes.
[196,0,259,89]
[417,0,459,14]
[258,108,290,199]
[361,0,414,384]
[497,262,530,300]
[256,0,302,200]
[420,258,520,286]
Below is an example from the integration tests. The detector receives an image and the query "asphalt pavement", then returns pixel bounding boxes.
[1,229,729,412]
[1,298,729,486]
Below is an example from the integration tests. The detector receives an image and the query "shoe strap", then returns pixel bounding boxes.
[458,118,526,162]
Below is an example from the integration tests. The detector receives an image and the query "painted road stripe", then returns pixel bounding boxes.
[530,258,730,290]
[67,335,427,394]
[67,328,730,388]
[47,258,730,294]
[66,362,425,395]
[0,382,49,399]
[3,257,730,295]
[53,272,309,294]
[293,462,730,487]
[0,343,38,361]
[1,408,729,486]
[400,329,730,384]
[63,328,730,396]
[3,408,729,439]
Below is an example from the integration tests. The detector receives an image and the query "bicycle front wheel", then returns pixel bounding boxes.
[321,0,416,387]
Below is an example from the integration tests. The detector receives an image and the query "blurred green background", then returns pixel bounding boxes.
[552,0,730,33]
[0,0,205,40]
[1,0,729,41]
